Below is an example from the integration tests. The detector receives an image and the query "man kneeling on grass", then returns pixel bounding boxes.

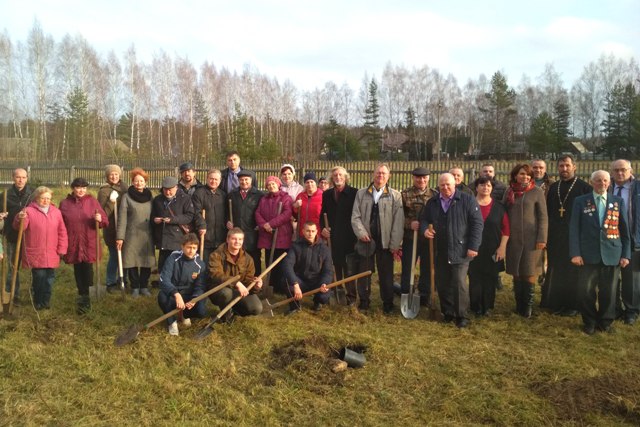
[283,221,333,314]
[208,227,263,323]
[158,233,207,336]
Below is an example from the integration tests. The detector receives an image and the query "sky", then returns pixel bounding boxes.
[1,0,639,92]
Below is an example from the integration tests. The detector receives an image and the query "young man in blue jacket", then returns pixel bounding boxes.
[158,233,207,336]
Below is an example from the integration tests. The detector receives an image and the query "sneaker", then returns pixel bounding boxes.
[131,289,140,298]
[140,288,151,297]
[168,321,179,336]
[181,318,192,327]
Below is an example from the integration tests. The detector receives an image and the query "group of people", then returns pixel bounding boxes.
[1,153,638,336]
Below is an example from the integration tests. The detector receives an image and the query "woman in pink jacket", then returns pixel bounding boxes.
[60,178,109,314]
[255,176,293,293]
[293,172,324,238]
[14,186,68,310]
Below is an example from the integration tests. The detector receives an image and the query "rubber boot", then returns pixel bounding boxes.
[76,295,91,315]
[513,280,523,315]
[523,282,535,318]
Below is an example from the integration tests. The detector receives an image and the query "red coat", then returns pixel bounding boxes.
[59,194,108,264]
[255,190,293,249]
[295,189,324,237]
[15,201,68,269]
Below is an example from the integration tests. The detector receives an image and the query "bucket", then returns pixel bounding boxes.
[340,347,366,368]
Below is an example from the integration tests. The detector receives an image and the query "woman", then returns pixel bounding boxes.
[97,164,128,293]
[279,164,303,201]
[293,172,323,238]
[116,168,156,297]
[255,176,293,293]
[14,186,68,310]
[60,178,109,314]
[503,164,548,318]
[469,177,510,316]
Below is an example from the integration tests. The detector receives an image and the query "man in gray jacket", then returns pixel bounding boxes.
[351,163,404,313]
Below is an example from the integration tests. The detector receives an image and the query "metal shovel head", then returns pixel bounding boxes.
[260,299,274,317]
[400,293,420,319]
[114,324,143,347]
[193,321,217,340]
[335,286,347,305]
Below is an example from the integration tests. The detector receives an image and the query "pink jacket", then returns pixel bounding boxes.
[255,190,293,249]
[59,194,108,264]
[294,189,324,237]
[15,201,68,269]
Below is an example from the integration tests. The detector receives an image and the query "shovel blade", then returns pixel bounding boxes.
[335,286,347,305]
[193,321,216,340]
[114,324,142,347]
[400,293,420,319]
[260,299,274,317]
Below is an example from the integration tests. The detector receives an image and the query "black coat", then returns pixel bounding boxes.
[227,187,263,252]
[150,190,195,251]
[282,237,333,287]
[192,186,227,250]
[220,167,257,194]
[2,184,33,243]
[320,185,357,263]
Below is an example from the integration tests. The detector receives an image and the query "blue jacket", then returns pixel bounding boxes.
[282,237,333,287]
[419,190,484,264]
[569,193,631,265]
[159,250,206,297]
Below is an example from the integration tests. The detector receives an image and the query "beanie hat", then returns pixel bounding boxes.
[303,172,317,183]
[104,164,122,180]
[265,176,282,188]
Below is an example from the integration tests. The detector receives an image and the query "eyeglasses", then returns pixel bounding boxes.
[613,168,630,172]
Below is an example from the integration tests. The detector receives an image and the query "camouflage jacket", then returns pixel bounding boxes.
[401,186,437,238]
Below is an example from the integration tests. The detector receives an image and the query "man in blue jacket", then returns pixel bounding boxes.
[158,233,207,336]
[420,173,484,328]
[570,170,630,335]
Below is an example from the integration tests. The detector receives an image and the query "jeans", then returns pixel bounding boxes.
[32,268,55,308]
[158,291,207,324]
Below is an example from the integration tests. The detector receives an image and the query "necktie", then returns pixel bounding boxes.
[616,186,623,196]
[597,195,605,224]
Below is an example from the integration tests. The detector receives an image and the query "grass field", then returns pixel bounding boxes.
[1,188,639,426]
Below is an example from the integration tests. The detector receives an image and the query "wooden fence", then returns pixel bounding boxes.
[0,160,633,191]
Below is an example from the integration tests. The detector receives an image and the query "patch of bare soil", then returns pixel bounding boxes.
[533,374,640,423]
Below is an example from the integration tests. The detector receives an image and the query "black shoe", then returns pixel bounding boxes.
[559,309,579,317]
[443,314,455,323]
[624,315,637,325]
[599,324,614,334]
[220,311,235,325]
[392,283,402,296]
[312,302,322,312]
[383,304,394,315]
[285,307,301,316]
[456,318,469,328]
[582,325,596,335]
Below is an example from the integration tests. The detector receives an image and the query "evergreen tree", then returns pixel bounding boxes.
[602,82,635,157]
[65,87,90,160]
[529,111,556,155]
[552,96,571,150]
[482,72,517,155]
[363,78,381,159]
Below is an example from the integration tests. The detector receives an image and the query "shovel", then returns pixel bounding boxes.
[324,213,347,305]
[112,199,127,301]
[427,224,442,321]
[401,229,420,319]
[1,190,9,311]
[93,213,101,300]
[261,270,372,317]
[114,274,241,346]
[193,252,288,340]
[199,209,205,257]
[4,216,24,317]
[262,201,282,300]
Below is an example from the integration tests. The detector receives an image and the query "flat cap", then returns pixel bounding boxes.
[411,167,430,176]
[179,162,194,173]
[161,176,179,188]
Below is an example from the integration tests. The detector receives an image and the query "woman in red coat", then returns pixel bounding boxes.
[14,186,68,310]
[294,172,324,238]
[60,178,108,314]
[255,176,293,293]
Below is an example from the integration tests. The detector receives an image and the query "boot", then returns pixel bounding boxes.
[76,295,91,315]
[513,280,523,315]
[523,282,535,318]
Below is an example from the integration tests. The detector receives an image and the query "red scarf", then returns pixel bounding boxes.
[505,180,535,206]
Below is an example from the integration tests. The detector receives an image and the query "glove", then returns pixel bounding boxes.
[109,190,119,202]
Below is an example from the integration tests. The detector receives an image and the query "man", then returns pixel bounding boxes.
[151,176,195,293]
[192,169,227,265]
[351,163,404,313]
[545,155,592,315]
[177,162,203,196]
[283,222,333,313]
[420,173,484,328]
[400,167,437,306]
[609,159,640,325]
[320,166,358,304]
[532,159,553,196]
[220,151,256,194]
[158,233,208,336]
[208,228,263,322]
[479,163,507,201]
[449,167,474,195]
[0,168,33,304]
[226,170,263,274]
[570,170,630,335]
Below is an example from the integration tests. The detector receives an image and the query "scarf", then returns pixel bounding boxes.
[505,180,535,206]
[127,185,152,203]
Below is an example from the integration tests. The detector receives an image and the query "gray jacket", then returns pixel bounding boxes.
[116,193,156,269]
[351,183,404,251]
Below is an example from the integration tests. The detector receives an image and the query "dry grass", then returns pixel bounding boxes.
[1,189,640,426]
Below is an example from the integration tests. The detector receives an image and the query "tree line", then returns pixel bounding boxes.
[0,20,639,163]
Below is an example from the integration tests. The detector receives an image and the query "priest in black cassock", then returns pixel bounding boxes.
[544,154,592,315]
